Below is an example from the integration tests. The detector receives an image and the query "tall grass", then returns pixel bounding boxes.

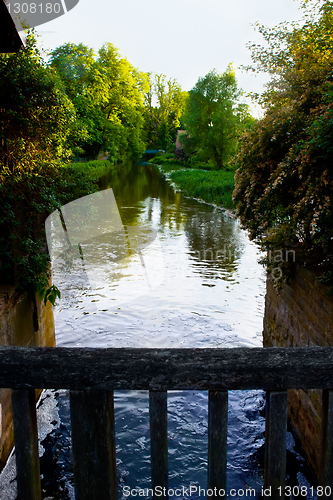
[63,159,116,180]
[169,169,235,209]
[150,156,235,209]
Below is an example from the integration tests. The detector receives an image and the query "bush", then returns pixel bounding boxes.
[233,0,333,285]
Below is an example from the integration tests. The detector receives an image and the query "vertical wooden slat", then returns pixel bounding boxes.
[11,388,41,500]
[264,390,288,500]
[70,390,117,500]
[149,390,168,498]
[320,389,333,498]
[207,390,228,496]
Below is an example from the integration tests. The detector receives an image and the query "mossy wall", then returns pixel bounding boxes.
[0,286,55,470]
[263,266,333,476]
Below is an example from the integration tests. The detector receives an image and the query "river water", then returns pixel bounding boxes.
[0,162,317,499]
[55,162,265,350]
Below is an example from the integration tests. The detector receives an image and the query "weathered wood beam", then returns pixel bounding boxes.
[149,391,168,498]
[1,347,333,391]
[70,390,117,500]
[264,391,288,500]
[11,389,42,500]
[207,390,228,496]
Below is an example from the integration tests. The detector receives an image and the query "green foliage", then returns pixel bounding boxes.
[169,169,235,209]
[182,66,250,170]
[144,73,187,150]
[148,155,184,167]
[37,284,61,306]
[0,32,78,301]
[49,42,147,161]
[0,33,115,302]
[48,43,96,101]
[0,34,76,170]
[47,43,96,157]
[151,156,235,209]
[233,0,333,283]
[64,159,115,181]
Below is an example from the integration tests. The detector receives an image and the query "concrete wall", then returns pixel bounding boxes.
[263,265,333,476]
[0,285,55,470]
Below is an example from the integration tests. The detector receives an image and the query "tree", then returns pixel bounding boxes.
[47,43,96,100]
[182,66,242,169]
[1,36,76,171]
[49,42,148,161]
[233,0,333,284]
[0,32,79,295]
[95,43,147,160]
[47,43,96,156]
[144,73,187,150]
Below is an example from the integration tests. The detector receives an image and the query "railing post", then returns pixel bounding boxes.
[208,390,228,497]
[264,390,288,500]
[320,389,333,499]
[149,391,168,499]
[11,388,42,500]
[70,389,117,500]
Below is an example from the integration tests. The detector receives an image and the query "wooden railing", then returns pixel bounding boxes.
[2,346,333,500]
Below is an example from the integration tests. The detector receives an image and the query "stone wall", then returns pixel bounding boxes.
[263,265,333,476]
[0,286,55,470]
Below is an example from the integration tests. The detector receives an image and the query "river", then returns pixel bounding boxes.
[0,162,316,499]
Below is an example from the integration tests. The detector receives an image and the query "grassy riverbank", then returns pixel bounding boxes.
[63,159,116,181]
[65,157,235,210]
[58,159,117,199]
[149,155,235,209]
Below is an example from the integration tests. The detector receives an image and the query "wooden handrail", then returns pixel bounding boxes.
[1,346,333,390]
[4,346,333,500]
